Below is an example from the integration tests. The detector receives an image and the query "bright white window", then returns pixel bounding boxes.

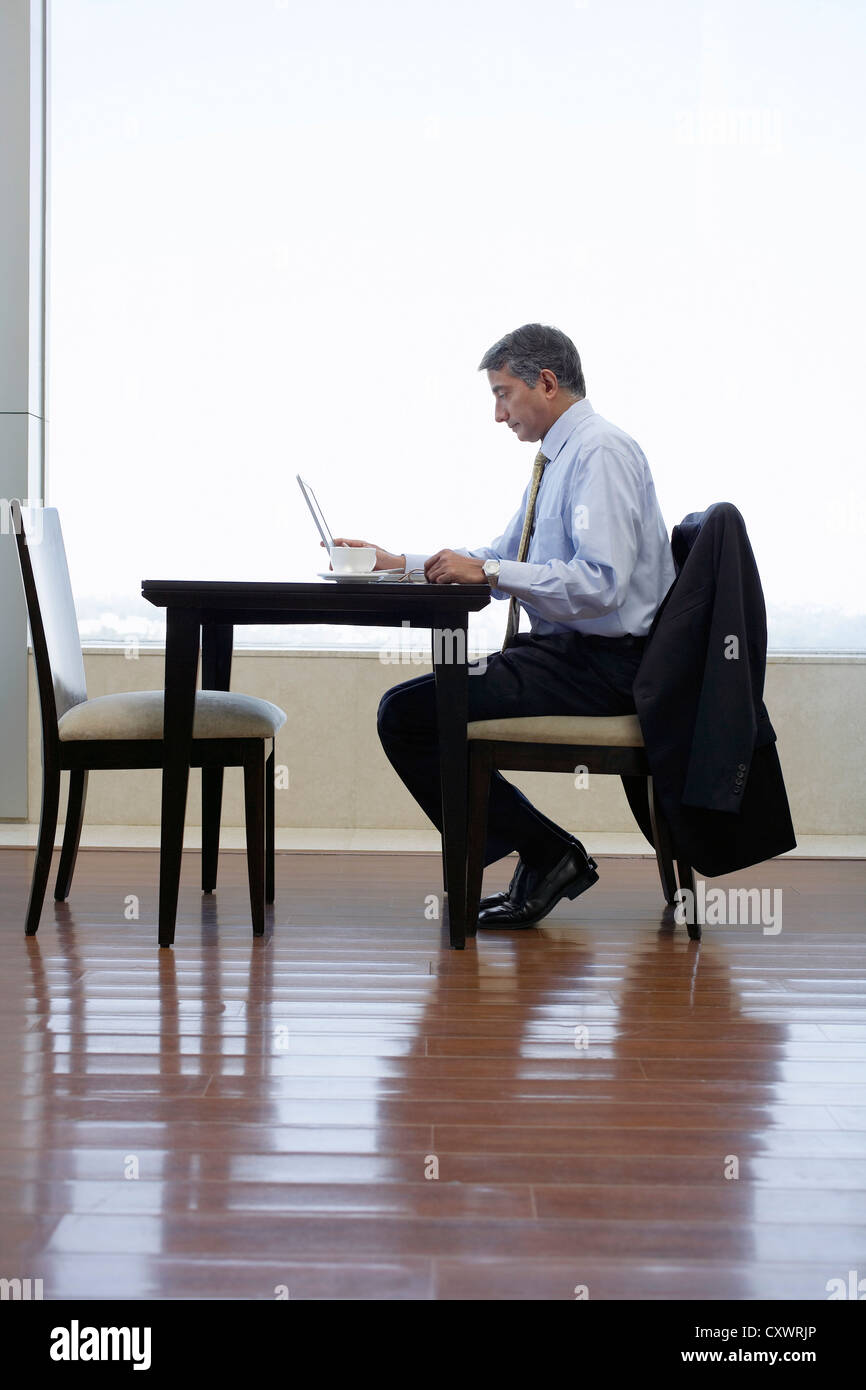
[48,0,866,651]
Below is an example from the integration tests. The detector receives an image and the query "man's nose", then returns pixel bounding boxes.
[495,403,508,423]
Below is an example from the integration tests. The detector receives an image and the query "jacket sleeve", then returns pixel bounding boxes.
[681,510,767,813]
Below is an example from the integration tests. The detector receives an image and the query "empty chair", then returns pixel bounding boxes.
[11,501,286,940]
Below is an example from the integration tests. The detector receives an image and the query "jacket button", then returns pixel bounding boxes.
[737,763,746,772]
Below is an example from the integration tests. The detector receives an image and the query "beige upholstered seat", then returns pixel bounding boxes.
[58,690,287,742]
[463,708,697,935]
[467,713,644,746]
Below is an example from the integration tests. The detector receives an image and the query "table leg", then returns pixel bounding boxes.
[201,623,233,893]
[159,608,200,948]
[433,620,469,950]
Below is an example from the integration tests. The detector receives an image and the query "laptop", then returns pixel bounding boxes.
[296,474,335,551]
[296,475,415,581]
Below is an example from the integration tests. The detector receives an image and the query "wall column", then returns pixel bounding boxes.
[0,0,47,819]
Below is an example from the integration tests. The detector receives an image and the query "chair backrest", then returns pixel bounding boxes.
[643,502,756,653]
[11,501,88,732]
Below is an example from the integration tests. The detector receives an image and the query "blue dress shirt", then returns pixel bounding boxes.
[405,399,676,638]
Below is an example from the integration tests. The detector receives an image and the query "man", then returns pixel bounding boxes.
[333,323,676,927]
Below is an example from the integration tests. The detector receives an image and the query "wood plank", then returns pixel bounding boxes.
[1,846,864,1301]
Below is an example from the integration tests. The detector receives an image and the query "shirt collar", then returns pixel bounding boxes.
[541,398,594,464]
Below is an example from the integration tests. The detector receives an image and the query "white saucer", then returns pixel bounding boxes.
[317,569,404,583]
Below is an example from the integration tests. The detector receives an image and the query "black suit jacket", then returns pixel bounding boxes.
[623,502,796,877]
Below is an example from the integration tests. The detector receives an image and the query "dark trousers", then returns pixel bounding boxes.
[377,629,646,869]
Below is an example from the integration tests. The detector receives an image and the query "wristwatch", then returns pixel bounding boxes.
[482,559,501,587]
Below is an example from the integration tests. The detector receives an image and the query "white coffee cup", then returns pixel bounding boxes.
[329,544,377,575]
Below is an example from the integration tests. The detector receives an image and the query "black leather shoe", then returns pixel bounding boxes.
[477,841,598,929]
[478,858,530,913]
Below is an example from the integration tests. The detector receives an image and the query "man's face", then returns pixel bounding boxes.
[487,367,551,443]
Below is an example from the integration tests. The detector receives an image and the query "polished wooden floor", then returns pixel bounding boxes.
[1,846,865,1301]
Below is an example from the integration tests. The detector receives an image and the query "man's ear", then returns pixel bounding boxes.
[539,368,559,397]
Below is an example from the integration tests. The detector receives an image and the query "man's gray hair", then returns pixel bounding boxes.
[478,323,586,398]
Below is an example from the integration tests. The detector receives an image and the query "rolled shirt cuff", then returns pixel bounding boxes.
[495,558,536,596]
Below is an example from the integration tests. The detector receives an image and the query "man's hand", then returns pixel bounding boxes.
[424,550,486,585]
[324,538,406,571]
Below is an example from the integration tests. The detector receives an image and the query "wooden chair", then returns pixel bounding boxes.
[465,713,700,941]
[11,501,286,939]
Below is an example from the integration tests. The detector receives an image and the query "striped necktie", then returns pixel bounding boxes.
[502,447,548,651]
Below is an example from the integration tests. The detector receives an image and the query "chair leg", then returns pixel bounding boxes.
[26,761,61,935]
[647,776,677,906]
[676,858,701,941]
[465,746,492,937]
[266,744,275,906]
[55,769,89,901]
[243,745,266,937]
[201,767,224,893]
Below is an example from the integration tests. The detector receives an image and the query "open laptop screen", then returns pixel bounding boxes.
[296,475,334,551]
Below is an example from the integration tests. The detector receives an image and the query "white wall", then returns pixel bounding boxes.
[25,649,866,838]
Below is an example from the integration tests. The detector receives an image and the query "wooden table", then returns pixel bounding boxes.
[141,578,491,949]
